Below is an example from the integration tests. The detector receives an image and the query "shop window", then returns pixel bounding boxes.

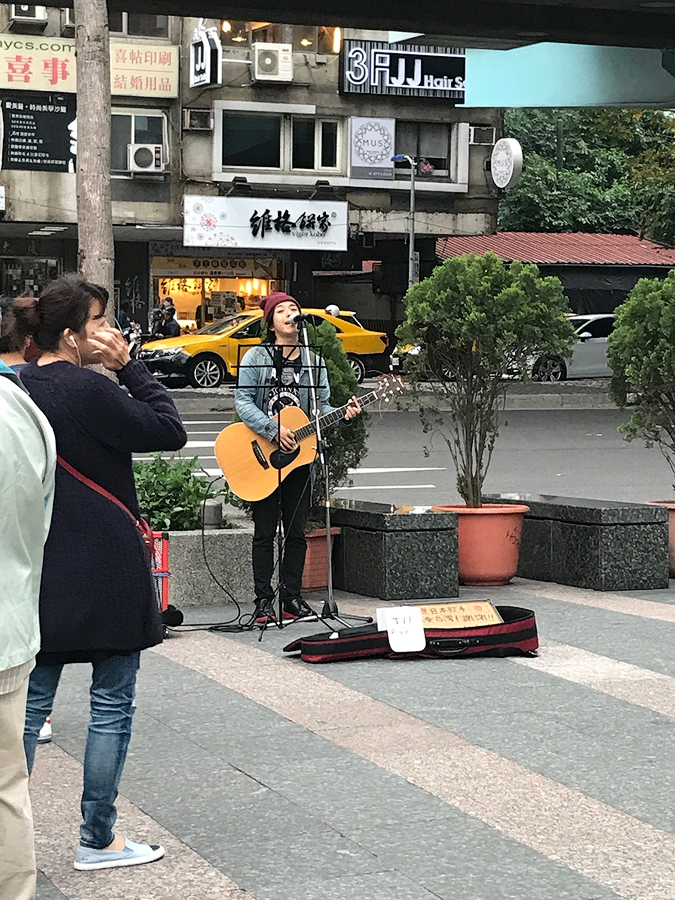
[291,118,339,171]
[219,21,340,53]
[395,122,450,176]
[222,114,282,169]
[108,12,169,38]
[111,110,167,173]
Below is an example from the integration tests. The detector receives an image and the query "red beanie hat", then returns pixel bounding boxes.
[259,292,301,326]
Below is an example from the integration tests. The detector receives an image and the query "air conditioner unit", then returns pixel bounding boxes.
[61,7,75,36]
[182,108,213,132]
[9,5,48,31]
[128,144,165,174]
[469,126,497,146]
[253,43,293,82]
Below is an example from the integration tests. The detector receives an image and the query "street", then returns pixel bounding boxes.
[151,406,674,508]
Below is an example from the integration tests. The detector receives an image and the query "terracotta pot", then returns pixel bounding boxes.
[302,527,341,591]
[646,501,675,577]
[431,504,530,586]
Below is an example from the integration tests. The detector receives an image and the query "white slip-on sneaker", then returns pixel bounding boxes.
[74,839,165,871]
[37,717,52,744]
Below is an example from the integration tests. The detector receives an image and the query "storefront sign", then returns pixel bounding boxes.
[189,24,222,88]
[1,92,76,171]
[184,196,348,251]
[0,36,179,97]
[490,138,523,190]
[342,40,465,100]
[349,117,395,179]
[152,256,280,278]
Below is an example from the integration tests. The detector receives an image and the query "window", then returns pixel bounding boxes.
[108,12,169,38]
[576,317,614,339]
[219,21,340,53]
[111,110,166,173]
[234,319,263,339]
[219,109,341,172]
[222,114,282,169]
[395,122,450,176]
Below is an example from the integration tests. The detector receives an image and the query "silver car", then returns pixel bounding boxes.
[533,313,615,382]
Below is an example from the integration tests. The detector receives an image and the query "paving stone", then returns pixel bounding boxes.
[35,871,68,900]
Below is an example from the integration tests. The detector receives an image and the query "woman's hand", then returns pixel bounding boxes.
[277,424,297,451]
[87,328,131,372]
[344,395,362,421]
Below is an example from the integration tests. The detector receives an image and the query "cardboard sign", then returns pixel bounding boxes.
[416,601,503,629]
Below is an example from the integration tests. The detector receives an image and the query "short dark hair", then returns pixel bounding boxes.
[14,274,108,351]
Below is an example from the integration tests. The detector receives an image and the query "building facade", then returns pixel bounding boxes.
[0,8,499,331]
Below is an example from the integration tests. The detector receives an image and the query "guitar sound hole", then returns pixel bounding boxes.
[269,447,301,470]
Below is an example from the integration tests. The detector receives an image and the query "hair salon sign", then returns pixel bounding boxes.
[342,40,465,100]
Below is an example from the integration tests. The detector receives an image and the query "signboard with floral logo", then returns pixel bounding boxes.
[349,117,395,180]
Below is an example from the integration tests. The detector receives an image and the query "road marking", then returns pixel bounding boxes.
[184,440,219,448]
[338,484,437,491]
[347,466,446,475]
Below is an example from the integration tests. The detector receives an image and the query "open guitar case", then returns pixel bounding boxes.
[283,605,538,663]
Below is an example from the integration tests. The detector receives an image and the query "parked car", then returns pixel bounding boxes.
[138,307,390,388]
[532,313,615,381]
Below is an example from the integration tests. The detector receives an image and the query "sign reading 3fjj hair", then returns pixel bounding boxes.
[342,40,465,100]
[183,196,348,251]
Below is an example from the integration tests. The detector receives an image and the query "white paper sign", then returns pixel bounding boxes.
[376,606,426,654]
[183,195,349,251]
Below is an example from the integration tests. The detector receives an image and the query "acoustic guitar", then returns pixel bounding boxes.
[215,375,403,501]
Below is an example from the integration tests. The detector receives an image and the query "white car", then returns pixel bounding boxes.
[532,313,615,382]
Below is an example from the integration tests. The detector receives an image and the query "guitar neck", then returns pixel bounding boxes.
[293,388,381,442]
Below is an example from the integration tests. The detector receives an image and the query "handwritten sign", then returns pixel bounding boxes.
[416,601,503,630]
[376,607,426,653]
[0,35,179,97]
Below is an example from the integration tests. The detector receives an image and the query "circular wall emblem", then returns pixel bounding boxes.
[490,138,523,190]
[353,121,393,166]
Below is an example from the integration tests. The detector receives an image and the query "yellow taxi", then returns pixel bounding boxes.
[138,307,390,388]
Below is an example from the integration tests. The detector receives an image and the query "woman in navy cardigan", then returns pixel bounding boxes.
[19,276,186,872]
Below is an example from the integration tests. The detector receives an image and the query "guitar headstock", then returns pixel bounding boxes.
[373,373,405,403]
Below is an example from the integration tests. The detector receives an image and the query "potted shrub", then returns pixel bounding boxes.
[608,271,675,575]
[398,252,575,585]
[133,454,227,531]
[303,319,371,590]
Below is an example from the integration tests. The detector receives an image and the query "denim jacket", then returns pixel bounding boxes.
[235,342,335,441]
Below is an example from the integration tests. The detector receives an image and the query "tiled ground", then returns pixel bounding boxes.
[31,580,675,900]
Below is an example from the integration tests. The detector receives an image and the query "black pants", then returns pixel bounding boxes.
[251,465,311,604]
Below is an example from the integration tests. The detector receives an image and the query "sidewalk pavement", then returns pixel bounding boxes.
[169,379,616,415]
[33,578,675,900]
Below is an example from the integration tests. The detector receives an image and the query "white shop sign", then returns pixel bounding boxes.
[183,196,349,251]
[349,117,395,180]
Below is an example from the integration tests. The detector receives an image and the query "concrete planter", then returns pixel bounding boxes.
[168,523,253,608]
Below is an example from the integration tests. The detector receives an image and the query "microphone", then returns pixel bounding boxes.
[288,312,311,325]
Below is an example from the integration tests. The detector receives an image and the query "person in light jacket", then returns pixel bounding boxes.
[0,358,56,900]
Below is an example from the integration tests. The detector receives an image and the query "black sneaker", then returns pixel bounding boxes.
[283,598,318,620]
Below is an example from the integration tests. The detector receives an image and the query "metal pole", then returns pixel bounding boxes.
[407,156,416,290]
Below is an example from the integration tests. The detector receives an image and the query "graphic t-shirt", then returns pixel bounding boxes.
[267,354,303,417]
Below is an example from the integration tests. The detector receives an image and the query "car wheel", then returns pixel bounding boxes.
[533,356,567,382]
[347,355,366,384]
[188,355,226,389]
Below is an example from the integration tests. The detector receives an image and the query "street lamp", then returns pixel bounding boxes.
[392,153,417,290]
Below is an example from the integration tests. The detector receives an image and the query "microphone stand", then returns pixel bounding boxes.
[297,318,372,630]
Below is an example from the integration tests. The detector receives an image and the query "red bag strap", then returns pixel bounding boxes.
[57,455,141,525]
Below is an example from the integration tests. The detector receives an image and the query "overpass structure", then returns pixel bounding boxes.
[59,0,675,50]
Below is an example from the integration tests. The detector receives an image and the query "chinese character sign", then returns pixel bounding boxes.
[184,197,349,251]
[1,92,77,172]
[0,36,178,97]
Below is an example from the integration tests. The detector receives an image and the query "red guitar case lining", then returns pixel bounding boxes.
[283,605,538,663]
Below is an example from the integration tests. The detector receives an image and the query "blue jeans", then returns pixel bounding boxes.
[23,652,140,849]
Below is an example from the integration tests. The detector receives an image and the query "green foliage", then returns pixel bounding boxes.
[398,253,575,506]
[133,454,225,531]
[608,272,675,485]
[499,108,675,241]
[307,319,370,502]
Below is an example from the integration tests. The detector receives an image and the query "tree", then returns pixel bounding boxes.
[73,0,114,300]
[397,253,575,507]
[499,108,675,243]
[608,271,675,482]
